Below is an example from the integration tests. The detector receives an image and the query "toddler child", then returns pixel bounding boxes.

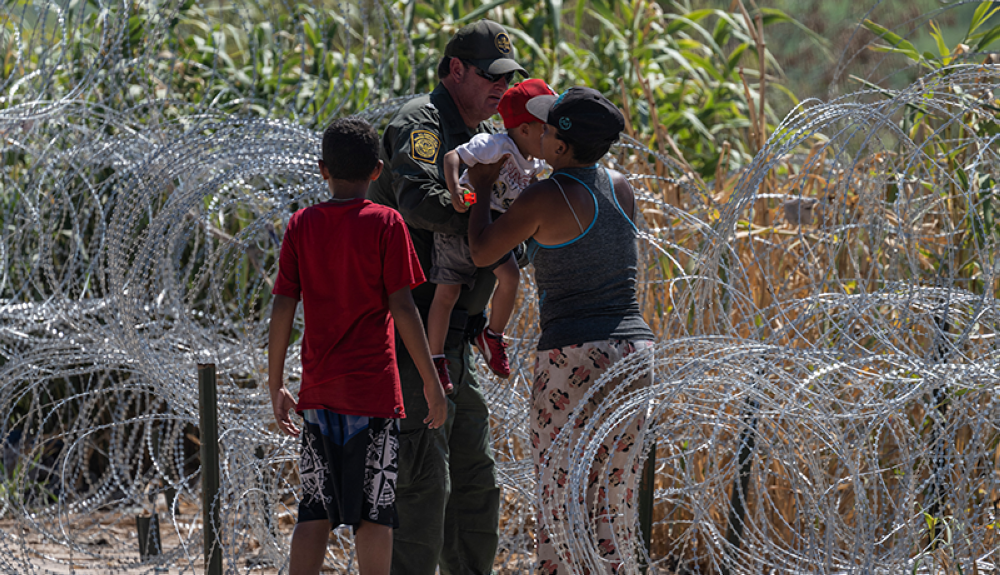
[426,78,555,387]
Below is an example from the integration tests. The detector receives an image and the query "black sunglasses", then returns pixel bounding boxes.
[462,60,514,84]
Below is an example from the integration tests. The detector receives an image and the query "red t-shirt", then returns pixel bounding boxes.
[272,198,424,418]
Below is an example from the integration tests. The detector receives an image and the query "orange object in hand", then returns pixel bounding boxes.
[463,191,476,206]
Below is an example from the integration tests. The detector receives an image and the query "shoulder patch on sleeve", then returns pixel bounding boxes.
[410,130,442,164]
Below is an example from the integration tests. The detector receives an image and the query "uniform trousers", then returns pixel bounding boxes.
[392,310,501,575]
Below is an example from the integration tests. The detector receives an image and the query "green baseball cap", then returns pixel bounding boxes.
[444,19,527,76]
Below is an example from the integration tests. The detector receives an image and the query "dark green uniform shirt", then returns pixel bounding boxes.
[368,83,498,316]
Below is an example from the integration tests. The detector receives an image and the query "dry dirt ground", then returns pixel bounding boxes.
[0,516,541,574]
[1,512,278,575]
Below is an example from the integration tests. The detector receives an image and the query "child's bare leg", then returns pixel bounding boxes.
[288,519,331,575]
[427,283,462,355]
[488,256,519,334]
[354,520,392,575]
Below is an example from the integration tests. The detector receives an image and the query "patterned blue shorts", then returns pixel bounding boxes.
[297,409,399,528]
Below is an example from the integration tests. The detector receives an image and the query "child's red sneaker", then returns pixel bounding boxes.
[433,357,455,395]
[475,329,511,378]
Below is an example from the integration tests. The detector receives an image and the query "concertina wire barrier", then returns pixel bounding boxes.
[2,0,1000,573]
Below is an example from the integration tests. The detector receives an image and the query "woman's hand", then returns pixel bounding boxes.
[466,156,508,193]
[467,160,542,268]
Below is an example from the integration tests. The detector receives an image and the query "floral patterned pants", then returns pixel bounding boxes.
[531,339,653,574]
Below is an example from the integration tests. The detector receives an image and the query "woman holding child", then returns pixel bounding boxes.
[465,87,653,574]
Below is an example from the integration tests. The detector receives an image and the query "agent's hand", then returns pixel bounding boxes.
[423,384,448,430]
[271,386,300,436]
[466,156,508,194]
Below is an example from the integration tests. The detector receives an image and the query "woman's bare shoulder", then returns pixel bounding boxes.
[513,178,563,205]
[607,168,631,188]
[607,169,638,221]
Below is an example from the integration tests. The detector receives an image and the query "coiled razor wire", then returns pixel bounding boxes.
[3,0,1000,573]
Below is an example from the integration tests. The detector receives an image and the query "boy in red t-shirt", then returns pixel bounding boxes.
[268,117,447,575]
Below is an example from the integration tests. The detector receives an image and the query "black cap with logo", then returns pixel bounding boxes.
[444,19,527,76]
[525,86,625,142]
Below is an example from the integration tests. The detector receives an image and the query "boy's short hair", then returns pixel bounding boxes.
[322,117,380,181]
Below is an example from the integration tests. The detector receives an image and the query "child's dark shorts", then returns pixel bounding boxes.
[431,232,513,287]
[297,409,400,529]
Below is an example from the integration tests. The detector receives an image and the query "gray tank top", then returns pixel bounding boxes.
[527,166,654,350]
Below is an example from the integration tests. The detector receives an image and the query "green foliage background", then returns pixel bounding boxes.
[0,0,832,178]
[4,0,1000,300]
[4,0,1000,172]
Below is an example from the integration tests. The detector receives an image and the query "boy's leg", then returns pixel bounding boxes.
[294,413,338,575]
[427,284,462,355]
[428,232,473,357]
[486,255,519,334]
[288,519,331,575]
[355,520,393,575]
[475,254,517,378]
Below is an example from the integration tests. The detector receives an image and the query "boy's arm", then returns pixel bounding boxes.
[443,150,469,214]
[268,294,301,436]
[386,287,448,429]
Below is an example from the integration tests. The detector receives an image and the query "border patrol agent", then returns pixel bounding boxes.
[367,19,527,575]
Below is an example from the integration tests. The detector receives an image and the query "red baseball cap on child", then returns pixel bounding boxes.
[498,79,557,129]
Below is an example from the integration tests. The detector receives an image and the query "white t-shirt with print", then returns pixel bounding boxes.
[456,133,546,212]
